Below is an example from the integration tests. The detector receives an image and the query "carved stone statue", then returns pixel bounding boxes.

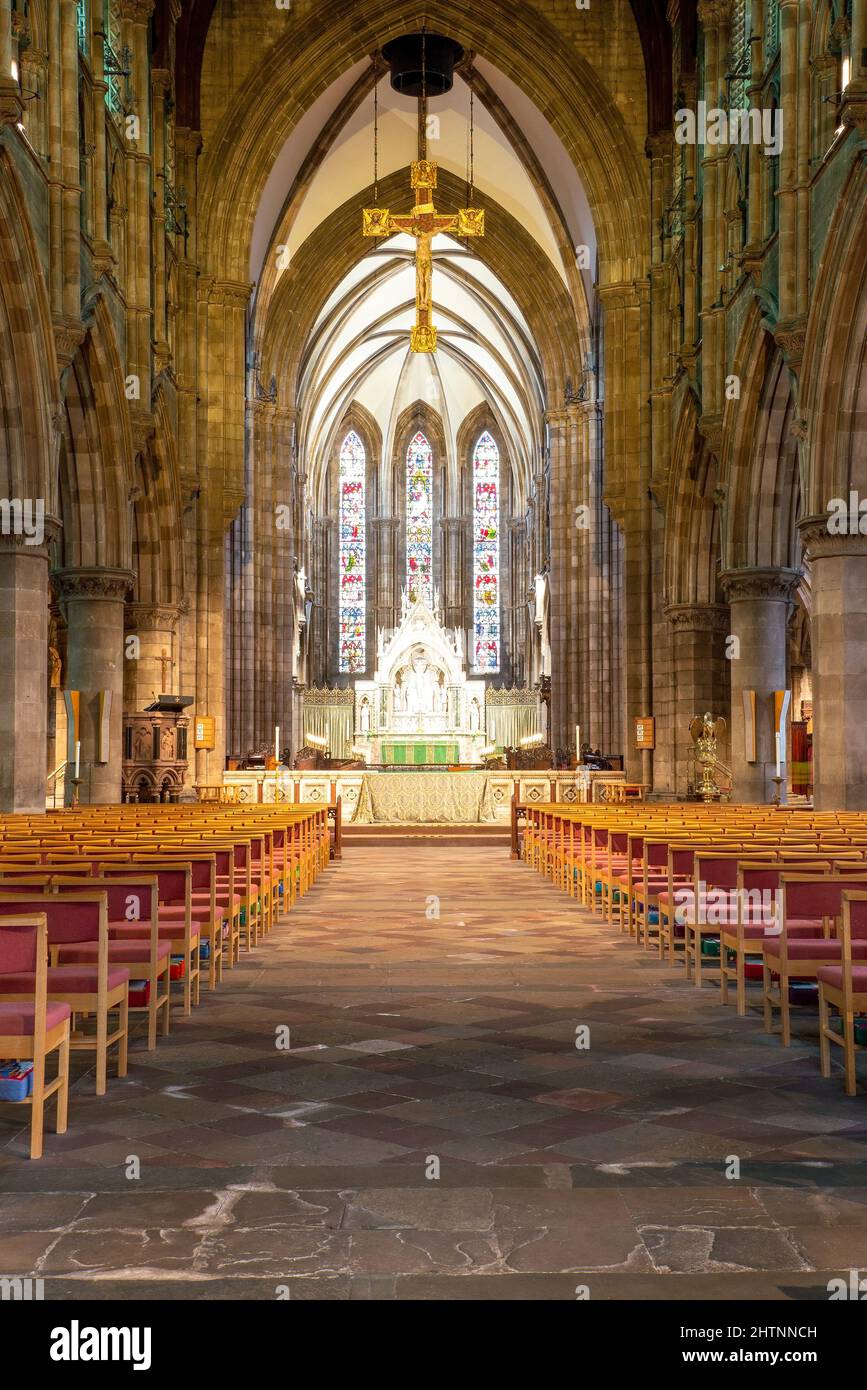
[527,569,551,685]
[405,646,437,715]
[534,570,552,679]
[292,561,314,684]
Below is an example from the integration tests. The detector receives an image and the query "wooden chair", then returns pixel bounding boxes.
[0,892,128,1095]
[763,875,867,1046]
[0,914,70,1159]
[818,891,867,1095]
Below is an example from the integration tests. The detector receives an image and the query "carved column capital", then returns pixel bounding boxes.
[665,602,730,634]
[719,566,801,604]
[798,515,867,562]
[55,567,134,605]
[696,0,732,24]
[125,602,181,632]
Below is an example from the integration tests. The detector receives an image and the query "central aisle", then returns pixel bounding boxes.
[6,843,865,1299]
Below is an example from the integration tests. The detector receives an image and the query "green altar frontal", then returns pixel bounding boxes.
[381,740,460,766]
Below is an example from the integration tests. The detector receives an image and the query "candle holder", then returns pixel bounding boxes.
[770,774,785,808]
[69,777,83,809]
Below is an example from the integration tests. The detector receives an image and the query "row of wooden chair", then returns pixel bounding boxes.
[520,802,867,1096]
[0,803,330,1156]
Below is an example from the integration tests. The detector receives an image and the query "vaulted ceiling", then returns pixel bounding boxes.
[168,0,674,135]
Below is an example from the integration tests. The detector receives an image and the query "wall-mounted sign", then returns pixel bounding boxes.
[634,716,655,750]
[194,716,215,750]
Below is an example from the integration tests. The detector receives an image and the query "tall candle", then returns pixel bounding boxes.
[275,726,280,763]
[775,731,782,778]
[74,741,80,779]
[576,725,581,762]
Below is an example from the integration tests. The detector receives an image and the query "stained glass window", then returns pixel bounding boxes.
[729,0,750,108]
[77,0,88,54]
[472,431,500,673]
[765,0,779,63]
[406,431,433,607]
[338,430,366,673]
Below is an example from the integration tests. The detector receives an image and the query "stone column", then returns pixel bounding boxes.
[842,0,867,134]
[547,411,568,752]
[800,521,867,809]
[60,0,81,324]
[372,516,399,634]
[124,603,180,711]
[665,603,731,794]
[720,568,799,803]
[57,567,133,804]
[0,538,50,812]
[0,0,23,125]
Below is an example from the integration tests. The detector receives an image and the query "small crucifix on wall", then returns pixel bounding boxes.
[158,649,172,692]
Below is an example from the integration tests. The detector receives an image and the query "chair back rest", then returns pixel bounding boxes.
[0,892,105,944]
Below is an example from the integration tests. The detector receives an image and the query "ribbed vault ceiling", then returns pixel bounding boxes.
[251,61,597,506]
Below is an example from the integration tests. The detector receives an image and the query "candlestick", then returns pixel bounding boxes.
[74,741,80,779]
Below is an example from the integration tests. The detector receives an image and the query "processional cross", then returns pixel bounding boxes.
[362,100,484,352]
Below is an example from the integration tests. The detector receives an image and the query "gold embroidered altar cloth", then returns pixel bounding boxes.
[352,772,498,824]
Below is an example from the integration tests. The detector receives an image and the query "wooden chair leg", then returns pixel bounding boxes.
[56,1026,70,1135]
[96,1006,108,1095]
[818,987,832,1078]
[29,1050,46,1161]
[147,982,158,1050]
[736,953,747,1017]
[780,973,791,1047]
[843,1010,857,1096]
[118,995,129,1077]
[762,964,773,1033]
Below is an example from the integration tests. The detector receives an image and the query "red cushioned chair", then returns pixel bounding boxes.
[763,875,867,1046]
[0,892,128,1095]
[0,913,71,1158]
[818,891,867,1095]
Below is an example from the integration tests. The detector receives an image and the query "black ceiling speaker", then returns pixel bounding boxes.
[380,32,464,98]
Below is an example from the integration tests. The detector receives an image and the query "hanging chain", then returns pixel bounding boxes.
[420,25,428,161]
[469,80,475,203]
[373,58,379,203]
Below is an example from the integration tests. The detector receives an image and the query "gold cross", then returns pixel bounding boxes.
[363,161,484,353]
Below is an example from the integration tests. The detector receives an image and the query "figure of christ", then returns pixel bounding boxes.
[415,233,433,317]
[405,648,437,715]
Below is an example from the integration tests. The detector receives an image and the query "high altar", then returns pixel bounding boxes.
[352,594,490,765]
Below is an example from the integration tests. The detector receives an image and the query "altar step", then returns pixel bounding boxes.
[342,822,512,847]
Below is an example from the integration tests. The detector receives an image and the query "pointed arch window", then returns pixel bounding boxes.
[338,430,366,673]
[406,430,433,607]
[472,430,500,673]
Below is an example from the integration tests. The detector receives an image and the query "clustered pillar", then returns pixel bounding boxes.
[800,522,867,810]
[721,568,800,804]
[56,567,133,805]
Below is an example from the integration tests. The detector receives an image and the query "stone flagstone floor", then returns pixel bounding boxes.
[2,841,867,1300]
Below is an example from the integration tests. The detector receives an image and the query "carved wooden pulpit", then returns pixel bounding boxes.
[122,696,192,802]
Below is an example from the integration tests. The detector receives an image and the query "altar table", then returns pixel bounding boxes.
[352,771,497,824]
[219,769,627,822]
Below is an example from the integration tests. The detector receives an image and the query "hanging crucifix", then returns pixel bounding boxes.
[362,43,484,353]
